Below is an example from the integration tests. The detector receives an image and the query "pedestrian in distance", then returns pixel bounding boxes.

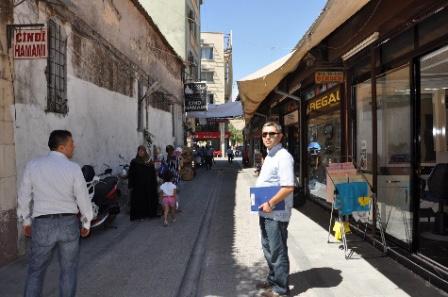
[17,129,93,297]
[227,147,234,164]
[128,145,159,221]
[254,122,294,297]
[159,170,177,226]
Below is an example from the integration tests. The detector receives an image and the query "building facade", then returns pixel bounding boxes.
[0,0,184,265]
[239,0,448,290]
[142,0,202,82]
[200,32,232,105]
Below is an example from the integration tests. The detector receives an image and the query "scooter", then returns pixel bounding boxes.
[82,165,120,229]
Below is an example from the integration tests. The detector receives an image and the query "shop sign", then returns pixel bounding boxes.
[315,71,344,84]
[184,82,207,112]
[193,131,230,140]
[13,28,48,59]
[307,87,341,115]
[284,110,299,126]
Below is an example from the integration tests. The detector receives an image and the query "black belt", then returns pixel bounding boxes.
[35,213,77,219]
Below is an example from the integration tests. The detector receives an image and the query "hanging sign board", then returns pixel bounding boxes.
[284,110,299,126]
[13,28,48,59]
[315,71,344,84]
[184,82,207,112]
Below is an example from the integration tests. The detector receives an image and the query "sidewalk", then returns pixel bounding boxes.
[199,166,448,297]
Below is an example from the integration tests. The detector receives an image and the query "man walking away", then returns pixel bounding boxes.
[254,122,294,297]
[17,130,93,297]
[227,147,234,164]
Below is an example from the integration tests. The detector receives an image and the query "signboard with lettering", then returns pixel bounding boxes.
[315,71,344,84]
[307,86,341,116]
[184,82,207,112]
[13,28,48,59]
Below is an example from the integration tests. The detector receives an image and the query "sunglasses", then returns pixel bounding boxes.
[262,132,280,138]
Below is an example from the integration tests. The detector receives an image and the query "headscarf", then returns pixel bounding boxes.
[134,145,150,164]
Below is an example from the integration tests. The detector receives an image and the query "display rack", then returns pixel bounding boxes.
[326,163,387,259]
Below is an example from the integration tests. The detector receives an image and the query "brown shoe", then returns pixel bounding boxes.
[255,281,272,290]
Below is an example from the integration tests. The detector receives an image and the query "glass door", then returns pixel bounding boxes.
[376,65,413,246]
[417,45,448,266]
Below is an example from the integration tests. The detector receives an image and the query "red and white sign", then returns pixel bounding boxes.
[13,28,48,59]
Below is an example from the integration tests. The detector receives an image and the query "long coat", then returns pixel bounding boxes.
[128,160,159,220]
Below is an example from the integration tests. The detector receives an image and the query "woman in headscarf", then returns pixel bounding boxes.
[128,145,159,221]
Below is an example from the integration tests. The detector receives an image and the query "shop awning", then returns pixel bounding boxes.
[186,101,243,119]
[237,0,370,123]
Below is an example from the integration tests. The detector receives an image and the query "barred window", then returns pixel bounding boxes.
[47,20,67,114]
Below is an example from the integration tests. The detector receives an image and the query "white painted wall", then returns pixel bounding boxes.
[13,1,183,183]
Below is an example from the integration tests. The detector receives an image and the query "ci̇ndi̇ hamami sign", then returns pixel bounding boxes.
[13,28,48,59]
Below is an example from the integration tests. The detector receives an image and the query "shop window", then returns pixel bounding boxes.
[47,19,67,114]
[354,79,373,173]
[307,111,341,201]
[376,65,411,169]
[381,29,414,65]
[376,65,412,245]
[418,7,448,47]
[420,44,448,160]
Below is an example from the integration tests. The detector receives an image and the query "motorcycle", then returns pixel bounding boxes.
[81,165,120,229]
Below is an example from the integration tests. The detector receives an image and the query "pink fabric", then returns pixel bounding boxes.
[162,195,176,207]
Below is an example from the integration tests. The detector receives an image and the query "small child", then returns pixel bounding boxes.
[160,171,177,226]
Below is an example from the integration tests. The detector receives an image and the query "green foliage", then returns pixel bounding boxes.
[228,123,243,145]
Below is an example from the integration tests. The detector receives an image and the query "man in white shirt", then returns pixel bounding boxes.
[255,122,294,297]
[17,130,93,297]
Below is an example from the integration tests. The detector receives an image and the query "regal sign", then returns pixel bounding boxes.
[184,82,207,112]
[13,28,48,59]
[307,86,341,115]
[315,71,344,84]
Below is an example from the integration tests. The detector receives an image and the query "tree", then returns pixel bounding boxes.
[228,123,243,146]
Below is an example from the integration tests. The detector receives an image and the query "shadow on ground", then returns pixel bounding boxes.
[289,267,343,295]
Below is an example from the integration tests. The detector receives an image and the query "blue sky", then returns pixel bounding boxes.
[201,0,327,98]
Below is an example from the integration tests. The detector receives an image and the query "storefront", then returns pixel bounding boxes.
[239,0,448,288]
[304,85,343,202]
[346,4,448,281]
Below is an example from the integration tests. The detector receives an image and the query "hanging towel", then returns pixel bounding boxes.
[334,182,370,215]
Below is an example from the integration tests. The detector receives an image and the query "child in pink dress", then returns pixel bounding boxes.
[160,171,177,226]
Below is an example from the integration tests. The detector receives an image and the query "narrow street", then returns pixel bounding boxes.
[1,159,448,297]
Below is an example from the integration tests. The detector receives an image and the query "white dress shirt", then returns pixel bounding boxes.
[17,151,93,229]
[256,143,295,222]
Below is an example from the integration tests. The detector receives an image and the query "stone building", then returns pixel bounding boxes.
[0,0,184,265]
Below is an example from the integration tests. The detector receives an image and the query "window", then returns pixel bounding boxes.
[208,93,214,104]
[201,46,213,60]
[201,71,214,82]
[354,79,373,173]
[47,20,67,114]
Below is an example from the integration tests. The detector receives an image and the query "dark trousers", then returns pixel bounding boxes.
[259,216,290,295]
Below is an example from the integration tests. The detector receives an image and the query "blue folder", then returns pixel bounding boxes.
[250,186,285,211]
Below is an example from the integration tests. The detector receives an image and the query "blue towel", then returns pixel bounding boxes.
[334,182,370,215]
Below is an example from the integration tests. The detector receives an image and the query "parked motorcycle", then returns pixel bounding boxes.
[81,165,120,229]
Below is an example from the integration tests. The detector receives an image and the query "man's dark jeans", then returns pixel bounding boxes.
[25,215,80,297]
[259,216,289,295]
